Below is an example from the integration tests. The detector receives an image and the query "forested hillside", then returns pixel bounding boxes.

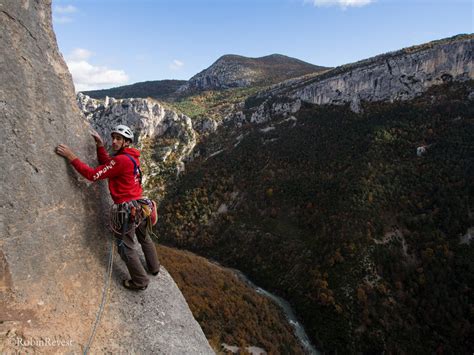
[82,79,186,100]
[156,81,473,353]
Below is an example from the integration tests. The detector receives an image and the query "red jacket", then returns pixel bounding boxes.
[71,146,143,204]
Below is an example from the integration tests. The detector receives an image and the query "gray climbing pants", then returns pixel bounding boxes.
[116,218,160,288]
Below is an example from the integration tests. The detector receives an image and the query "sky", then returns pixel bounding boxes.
[52,0,473,92]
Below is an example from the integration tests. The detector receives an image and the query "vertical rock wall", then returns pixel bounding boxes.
[292,37,473,111]
[0,1,213,353]
[244,35,473,123]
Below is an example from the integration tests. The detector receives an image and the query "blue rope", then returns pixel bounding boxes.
[83,235,115,354]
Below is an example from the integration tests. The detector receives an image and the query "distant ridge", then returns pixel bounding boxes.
[81,54,328,100]
[241,33,474,116]
[256,34,474,98]
[82,79,187,100]
[179,53,329,92]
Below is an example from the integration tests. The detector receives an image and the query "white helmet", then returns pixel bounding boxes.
[111,124,134,141]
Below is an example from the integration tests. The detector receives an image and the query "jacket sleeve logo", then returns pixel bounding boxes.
[93,160,116,181]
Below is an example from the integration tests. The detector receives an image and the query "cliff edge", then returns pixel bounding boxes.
[0,1,213,353]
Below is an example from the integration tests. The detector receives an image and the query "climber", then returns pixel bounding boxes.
[55,125,160,291]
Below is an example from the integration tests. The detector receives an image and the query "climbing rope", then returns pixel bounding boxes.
[83,199,158,353]
[83,236,115,355]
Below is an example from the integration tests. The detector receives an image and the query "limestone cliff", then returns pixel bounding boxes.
[77,93,197,152]
[76,93,201,194]
[0,1,213,353]
[234,34,473,124]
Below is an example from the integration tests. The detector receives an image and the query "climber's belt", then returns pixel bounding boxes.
[109,198,157,235]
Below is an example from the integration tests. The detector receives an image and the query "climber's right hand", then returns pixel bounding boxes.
[55,144,77,161]
[90,130,104,147]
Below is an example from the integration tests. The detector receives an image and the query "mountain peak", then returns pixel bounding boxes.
[181,53,330,92]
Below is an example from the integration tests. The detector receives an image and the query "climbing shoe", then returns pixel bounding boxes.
[150,265,160,276]
[123,279,147,291]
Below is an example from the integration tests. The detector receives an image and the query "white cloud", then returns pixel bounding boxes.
[53,15,73,24]
[54,5,77,14]
[67,48,93,61]
[169,59,184,70]
[53,4,77,24]
[307,0,374,8]
[65,49,129,91]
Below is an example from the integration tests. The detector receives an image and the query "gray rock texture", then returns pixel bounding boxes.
[0,1,213,353]
[178,54,327,92]
[235,35,473,124]
[77,93,196,153]
[181,58,255,91]
[192,116,219,134]
[289,35,473,111]
[77,93,198,191]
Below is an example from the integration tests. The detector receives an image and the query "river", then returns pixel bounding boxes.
[211,260,320,355]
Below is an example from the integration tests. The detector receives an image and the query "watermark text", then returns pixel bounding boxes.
[11,336,73,347]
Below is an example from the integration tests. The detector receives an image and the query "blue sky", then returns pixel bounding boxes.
[52,0,473,91]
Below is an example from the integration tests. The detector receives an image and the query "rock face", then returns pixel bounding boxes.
[77,93,196,151]
[77,93,198,189]
[290,35,473,112]
[237,34,473,124]
[179,54,327,93]
[0,1,213,353]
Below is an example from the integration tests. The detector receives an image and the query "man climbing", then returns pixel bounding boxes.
[55,125,160,291]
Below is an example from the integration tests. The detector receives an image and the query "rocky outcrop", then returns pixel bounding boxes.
[0,1,213,353]
[250,99,302,125]
[178,54,327,93]
[180,56,256,91]
[192,115,219,133]
[234,34,473,124]
[77,93,198,184]
[78,93,196,150]
[290,35,472,112]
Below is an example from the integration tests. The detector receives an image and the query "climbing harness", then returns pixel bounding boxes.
[109,199,158,239]
[123,153,143,186]
[83,235,115,355]
[109,201,142,234]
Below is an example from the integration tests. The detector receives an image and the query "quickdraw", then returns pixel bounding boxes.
[108,199,158,238]
[136,198,159,240]
[109,201,141,235]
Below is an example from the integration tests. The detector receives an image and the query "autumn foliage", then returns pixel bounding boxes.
[156,245,304,354]
[156,81,473,353]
